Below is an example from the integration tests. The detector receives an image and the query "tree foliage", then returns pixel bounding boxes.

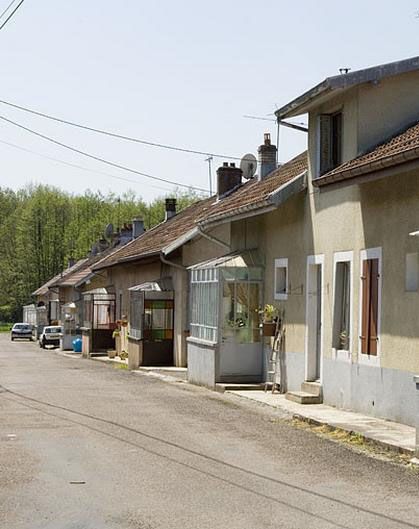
[0,185,200,322]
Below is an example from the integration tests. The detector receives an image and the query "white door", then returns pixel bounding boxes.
[305,256,324,382]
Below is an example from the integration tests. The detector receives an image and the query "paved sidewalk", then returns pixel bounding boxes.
[228,390,416,456]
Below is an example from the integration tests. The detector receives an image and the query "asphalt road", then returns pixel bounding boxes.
[1,334,418,529]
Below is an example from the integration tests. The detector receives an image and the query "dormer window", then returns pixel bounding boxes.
[318,111,343,175]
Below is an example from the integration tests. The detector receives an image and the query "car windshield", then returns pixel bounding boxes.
[46,327,61,333]
[14,324,31,330]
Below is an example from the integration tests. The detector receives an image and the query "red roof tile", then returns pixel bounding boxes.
[315,122,419,186]
[93,152,308,270]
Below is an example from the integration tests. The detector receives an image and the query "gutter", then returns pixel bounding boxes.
[199,171,307,228]
[159,252,186,271]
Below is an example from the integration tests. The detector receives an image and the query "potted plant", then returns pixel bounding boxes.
[339,330,349,350]
[260,304,278,336]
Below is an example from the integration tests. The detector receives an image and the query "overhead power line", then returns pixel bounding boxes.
[0,137,178,193]
[0,114,210,193]
[0,0,19,21]
[0,0,26,32]
[0,98,243,161]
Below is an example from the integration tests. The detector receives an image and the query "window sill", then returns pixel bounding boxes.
[332,348,351,363]
[128,335,142,342]
[187,336,218,347]
[274,293,288,301]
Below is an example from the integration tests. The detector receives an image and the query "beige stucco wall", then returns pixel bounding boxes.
[259,168,419,376]
[309,69,419,178]
[101,224,230,367]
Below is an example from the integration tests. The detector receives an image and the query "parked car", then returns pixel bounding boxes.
[39,326,62,349]
[11,323,34,341]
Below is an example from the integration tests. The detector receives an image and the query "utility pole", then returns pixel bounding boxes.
[205,156,213,195]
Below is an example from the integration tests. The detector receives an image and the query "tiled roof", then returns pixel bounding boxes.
[93,152,307,271]
[32,259,88,296]
[315,121,419,186]
[53,241,133,287]
[202,151,308,224]
[92,197,215,270]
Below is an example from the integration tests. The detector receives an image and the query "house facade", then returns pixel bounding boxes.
[187,56,419,427]
[92,199,230,368]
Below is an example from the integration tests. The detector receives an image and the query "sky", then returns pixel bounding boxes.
[0,0,419,202]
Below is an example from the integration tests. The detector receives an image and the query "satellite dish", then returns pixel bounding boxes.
[104,223,114,239]
[240,153,257,180]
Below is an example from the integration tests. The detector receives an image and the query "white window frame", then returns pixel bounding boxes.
[405,252,419,292]
[304,254,325,383]
[274,258,288,301]
[332,251,353,363]
[358,247,382,367]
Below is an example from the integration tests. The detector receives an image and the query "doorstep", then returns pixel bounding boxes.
[228,390,416,456]
[215,383,266,393]
[90,355,128,366]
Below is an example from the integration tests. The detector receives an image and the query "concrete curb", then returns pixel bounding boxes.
[290,413,415,457]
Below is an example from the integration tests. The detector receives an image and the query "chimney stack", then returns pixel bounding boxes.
[216,162,242,200]
[132,218,145,238]
[258,133,277,180]
[165,198,177,221]
[68,257,75,268]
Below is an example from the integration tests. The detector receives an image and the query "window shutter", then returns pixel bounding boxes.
[368,259,379,356]
[332,112,343,168]
[360,260,370,355]
[319,114,332,175]
[361,258,379,355]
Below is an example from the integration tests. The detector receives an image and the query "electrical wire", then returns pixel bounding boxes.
[0,138,178,193]
[0,114,210,193]
[0,0,25,31]
[0,0,18,21]
[0,98,243,160]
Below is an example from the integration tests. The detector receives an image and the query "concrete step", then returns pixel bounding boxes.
[216,383,265,393]
[285,391,323,404]
[301,381,323,397]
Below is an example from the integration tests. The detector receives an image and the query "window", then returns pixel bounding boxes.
[222,281,261,344]
[129,290,144,340]
[359,249,381,358]
[405,253,418,292]
[332,259,351,352]
[274,258,288,300]
[190,268,219,343]
[318,111,343,175]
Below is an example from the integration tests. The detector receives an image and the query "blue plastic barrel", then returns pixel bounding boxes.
[72,337,82,353]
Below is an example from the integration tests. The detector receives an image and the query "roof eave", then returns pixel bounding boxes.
[276,56,419,119]
[162,227,199,256]
[200,170,308,228]
[313,147,419,188]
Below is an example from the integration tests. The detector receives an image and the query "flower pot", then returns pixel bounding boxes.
[263,322,276,337]
[107,350,116,359]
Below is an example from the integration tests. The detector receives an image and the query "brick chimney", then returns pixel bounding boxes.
[132,218,145,238]
[217,162,242,199]
[165,198,177,221]
[258,133,277,180]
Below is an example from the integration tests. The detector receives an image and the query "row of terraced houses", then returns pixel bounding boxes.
[32,56,419,429]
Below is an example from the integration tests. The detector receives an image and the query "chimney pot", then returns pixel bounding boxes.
[216,163,243,199]
[165,198,177,221]
[132,218,145,238]
[258,132,277,180]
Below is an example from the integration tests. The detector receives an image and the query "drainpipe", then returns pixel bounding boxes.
[196,225,230,251]
[415,375,419,460]
[159,252,186,271]
[159,252,189,368]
